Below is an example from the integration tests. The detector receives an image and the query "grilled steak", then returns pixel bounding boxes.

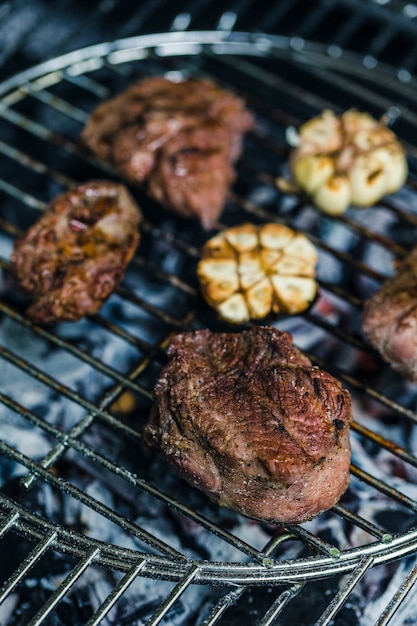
[144,326,352,524]
[362,248,417,381]
[81,76,254,229]
[147,121,236,228]
[11,180,141,324]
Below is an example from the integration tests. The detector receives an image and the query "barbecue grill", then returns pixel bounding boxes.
[1,2,417,625]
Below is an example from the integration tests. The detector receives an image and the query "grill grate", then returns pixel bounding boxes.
[0,27,417,625]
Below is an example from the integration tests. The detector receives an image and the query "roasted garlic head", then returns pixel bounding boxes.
[197,223,318,324]
[288,109,408,215]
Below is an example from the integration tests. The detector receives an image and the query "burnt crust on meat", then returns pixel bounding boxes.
[11,180,142,324]
[81,76,255,230]
[144,326,353,524]
[362,248,417,382]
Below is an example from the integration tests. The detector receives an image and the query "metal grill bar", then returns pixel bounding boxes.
[351,465,417,511]
[146,564,201,626]
[28,547,101,626]
[0,510,20,538]
[180,46,417,141]
[257,583,304,626]
[297,3,334,38]
[201,587,247,626]
[0,290,173,489]
[315,555,375,626]
[0,138,74,187]
[0,441,189,560]
[312,353,417,425]
[332,504,392,542]
[375,562,417,626]
[283,526,341,558]
[0,530,58,602]
[22,85,91,124]
[0,102,106,168]
[231,190,407,265]
[0,343,146,440]
[0,494,158,573]
[352,421,417,469]
[2,487,417,588]
[0,302,157,400]
[86,559,147,626]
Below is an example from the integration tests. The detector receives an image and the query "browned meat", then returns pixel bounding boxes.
[144,326,352,524]
[362,248,417,381]
[81,76,255,229]
[147,121,236,229]
[11,180,142,324]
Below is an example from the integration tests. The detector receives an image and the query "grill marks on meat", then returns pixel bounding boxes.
[144,326,352,524]
[81,77,255,229]
[362,248,417,381]
[11,180,142,324]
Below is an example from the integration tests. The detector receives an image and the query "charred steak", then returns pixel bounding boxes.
[11,180,141,324]
[362,247,417,381]
[81,76,254,229]
[144,326,352,524]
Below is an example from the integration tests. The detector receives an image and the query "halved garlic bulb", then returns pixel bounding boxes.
[197,223,318,324]
[288,109,408,215]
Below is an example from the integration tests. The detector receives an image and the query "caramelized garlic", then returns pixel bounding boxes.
[287,109,408,215]
[198,223,318,324]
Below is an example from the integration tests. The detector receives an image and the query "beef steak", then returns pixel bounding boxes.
[11,180,141,324]
[362,247,417,381]
[144,326,352,524]
[81,76,254,229]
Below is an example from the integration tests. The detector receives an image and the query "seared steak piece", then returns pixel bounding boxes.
[147,122,237,228]
[81,76,254,229]
[144,326,352,524]
[11,180,141,324]
[362,248,417,381]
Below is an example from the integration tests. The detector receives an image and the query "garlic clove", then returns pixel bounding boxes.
[237,253,262,275]
[299,109,342,152]
[217,293,250,324]
[282,233,319,265]
[246,278,273,319]
[273,254,316,277]
[349,154,388,206]
[203,275,240,305]
[313,174,352,215]
[259,223,294,250]
[203,232,235,258]
[240,270,266,290]
[372,145,408,194]
[260,249,281,271]
[197,258,238,282]
[292,153,335,195]
[224,223,258,253]
[271,275,317,313]
[353,129,388,152]
[342,110,376,135]
[237,254,264,290]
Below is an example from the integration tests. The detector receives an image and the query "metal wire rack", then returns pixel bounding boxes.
[0,28,417,625]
